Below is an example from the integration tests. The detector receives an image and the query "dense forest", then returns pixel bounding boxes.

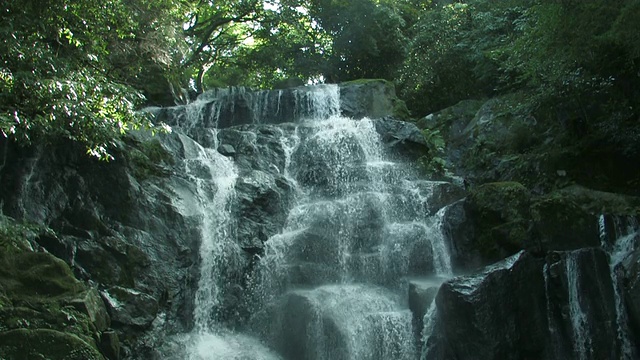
[2,0,639,162]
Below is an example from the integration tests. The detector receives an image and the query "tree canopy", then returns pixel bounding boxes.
[1,0,639,159]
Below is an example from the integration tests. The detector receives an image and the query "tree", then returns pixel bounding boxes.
[0,0,181,159]
[307,0,409,82]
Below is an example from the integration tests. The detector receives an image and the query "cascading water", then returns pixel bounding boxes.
[245,84,452,359]
[599,214,639,360]
[169,98,282,360]
[565,252,592,360]
[163,84,454,359]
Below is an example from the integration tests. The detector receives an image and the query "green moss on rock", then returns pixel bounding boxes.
[0,217,110,359]
[466,182,532,263]
[126,138,174,180]
[1,252,83,298]
[0,328,103,360]
[530,193,600,250]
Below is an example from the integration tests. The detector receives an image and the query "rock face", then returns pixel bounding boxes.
[424,249,619,360]
[442,182,603,271]
[1,79,638,360]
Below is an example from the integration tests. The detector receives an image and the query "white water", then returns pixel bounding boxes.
[173,98,280,359]
[166,84,456,359]
[600,215,638,360]
[247,84,454,359]
[566,252,592,360]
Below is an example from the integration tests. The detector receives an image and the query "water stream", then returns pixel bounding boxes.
[599,215,639,360]
[164,84,453,359]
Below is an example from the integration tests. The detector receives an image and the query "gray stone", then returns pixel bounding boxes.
[99,329,121,360]
[101,287,159,328]
[371,117,429,160]
[68,288,111,332]
[425,249,619,360]
[217,144,236,156]
[408,277,442,329]
[339,80,407,119]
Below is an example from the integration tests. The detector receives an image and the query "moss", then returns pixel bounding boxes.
[392,97,411,120]
[554,185,640,216]
[0,216,50,254]
[127,138,174,180]
[530,193,600,250]
[0,328,103,360]
[467,182,532,262]
[1,252,83,298]
[0,217,106,359]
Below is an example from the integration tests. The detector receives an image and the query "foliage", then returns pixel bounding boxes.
[2,0,639,159]
[418,128,448,176]
[0,0,179,159]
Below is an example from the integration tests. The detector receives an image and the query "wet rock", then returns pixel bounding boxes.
[217,144,236,156]
[624,238,640,339]
[408,278,441,331]
[444,182,532,269]
[425,249,619,360]
[99,330,121,360]
[530,195,600,251]
[101,287,159,328]
[68,288,111,332]
[425,252,549,360]
[235,171,294,247]
[339,79,409,120]
[543,249,619,360]
[371,117,429,160]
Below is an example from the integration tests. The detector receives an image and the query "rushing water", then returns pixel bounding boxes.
[565,252,592,360]
[599,215,639,360]
[164,84,454,359]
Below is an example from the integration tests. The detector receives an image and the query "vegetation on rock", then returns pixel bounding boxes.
[0,216,109,359]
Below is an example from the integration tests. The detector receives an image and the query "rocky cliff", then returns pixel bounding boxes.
[0,80,638,360]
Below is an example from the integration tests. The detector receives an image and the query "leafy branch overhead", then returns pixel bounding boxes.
[1,0,639,159]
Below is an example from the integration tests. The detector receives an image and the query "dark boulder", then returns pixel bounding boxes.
[425,249,619,360]
[371,117,429,160]
[101,287,159,329]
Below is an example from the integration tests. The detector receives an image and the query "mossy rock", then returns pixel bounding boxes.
[0,328,103,360]
[126,138,174,180]
[554,185,640,216]
[466,182,533,263]
[0,252,83,299]
[468,182,531,223]
[339,79,411,120]
[0,305,95,339]
[530,194,600,251]
[416,99,484,133]
[0,216,49,254]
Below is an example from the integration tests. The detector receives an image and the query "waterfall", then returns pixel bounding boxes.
[600,214,638,360]
[172,99,282,360]
[246,85,452,359]
[162,84,454,359]
[566,252,592,360]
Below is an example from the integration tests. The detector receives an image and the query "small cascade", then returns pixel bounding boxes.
[245,84,453,359]
[159,83,456,359]
[565,252,592,360]
[189,144,240,331]
[429,207,453,275]
[419,300,438,360]
[171,99,281,359]
[600,214,639,360]
[294,84,341,120]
